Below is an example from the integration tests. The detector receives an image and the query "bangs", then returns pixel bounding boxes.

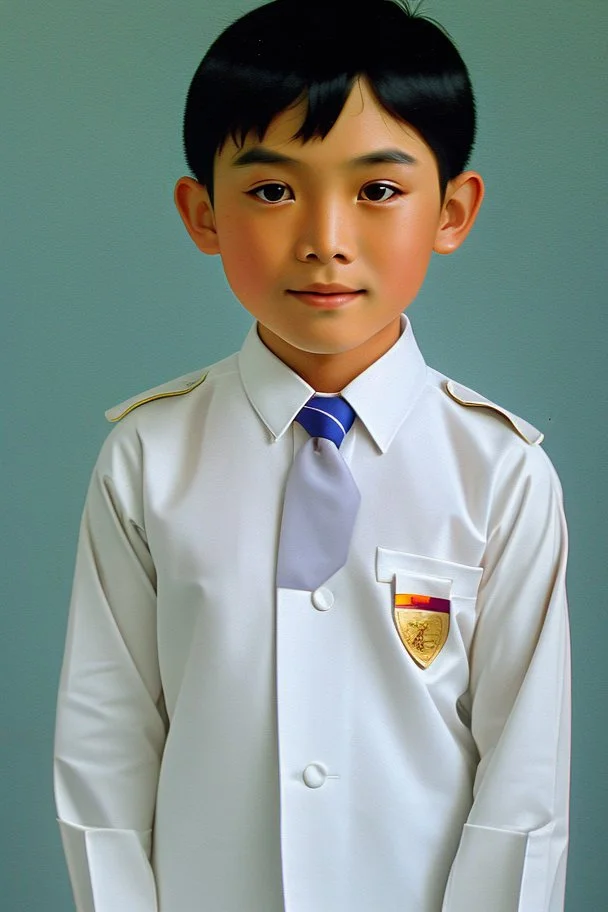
[183,0,475,195]
[198,62,357,156]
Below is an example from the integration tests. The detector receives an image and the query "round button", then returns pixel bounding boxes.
[311,587,334,612]
[302,762,328,789]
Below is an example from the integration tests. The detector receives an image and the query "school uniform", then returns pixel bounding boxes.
[54,315,570,912]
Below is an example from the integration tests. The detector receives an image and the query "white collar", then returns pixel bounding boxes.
[238,314,428,454]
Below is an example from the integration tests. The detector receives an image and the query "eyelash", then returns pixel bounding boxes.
[248,182,403,204]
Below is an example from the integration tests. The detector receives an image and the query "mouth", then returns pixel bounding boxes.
[287,284,366,309]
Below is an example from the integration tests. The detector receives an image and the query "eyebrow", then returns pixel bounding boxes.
[231,147,418,168]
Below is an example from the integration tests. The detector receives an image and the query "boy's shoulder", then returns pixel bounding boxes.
[420,363,544,448]
[439,375,544,446]
[104,352,238,424]
[427,370,560,498]
[104,369,208,424]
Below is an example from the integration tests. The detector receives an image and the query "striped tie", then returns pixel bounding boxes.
[276,396,361,590]
[294,395,356,448]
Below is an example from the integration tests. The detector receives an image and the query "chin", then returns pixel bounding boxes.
[286,334,359,356]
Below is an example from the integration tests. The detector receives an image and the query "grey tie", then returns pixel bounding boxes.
[276,396,361,590]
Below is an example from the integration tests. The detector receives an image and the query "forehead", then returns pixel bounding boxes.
[215,79,438,173]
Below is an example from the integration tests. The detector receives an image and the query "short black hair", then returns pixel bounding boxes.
[183,0,476,202]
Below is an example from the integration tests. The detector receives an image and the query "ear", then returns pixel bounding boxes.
[174,176,220,255]
[433,171,485,255]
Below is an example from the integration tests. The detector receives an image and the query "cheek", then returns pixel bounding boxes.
[367,220,436,296]
[217,219,277,298]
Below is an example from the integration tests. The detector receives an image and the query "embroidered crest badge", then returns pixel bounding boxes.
[393,571,452,669]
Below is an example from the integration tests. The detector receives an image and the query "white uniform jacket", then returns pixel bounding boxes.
[54,317,570,912]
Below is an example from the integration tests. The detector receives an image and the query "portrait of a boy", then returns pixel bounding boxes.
[53,1,571,910]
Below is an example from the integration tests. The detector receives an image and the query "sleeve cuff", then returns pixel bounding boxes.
[442,821,565,912]
[58,819,158,912]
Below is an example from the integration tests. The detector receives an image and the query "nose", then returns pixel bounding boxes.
[294,197,356,265]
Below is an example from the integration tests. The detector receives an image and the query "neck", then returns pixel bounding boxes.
[257,319,402,392]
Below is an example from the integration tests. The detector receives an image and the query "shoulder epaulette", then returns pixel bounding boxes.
[445,379,544,446]
[105,371,207,423]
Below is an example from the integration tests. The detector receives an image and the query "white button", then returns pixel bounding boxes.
[302,762,328,789]
[311,587,334,611]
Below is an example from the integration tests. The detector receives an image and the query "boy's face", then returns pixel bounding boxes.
[176,80,483,386]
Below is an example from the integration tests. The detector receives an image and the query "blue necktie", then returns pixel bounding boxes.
[295,396,356,448]
[276,396,361,590]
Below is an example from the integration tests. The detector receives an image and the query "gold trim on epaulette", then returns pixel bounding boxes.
[445,379,543,446]
[107,372,208,423]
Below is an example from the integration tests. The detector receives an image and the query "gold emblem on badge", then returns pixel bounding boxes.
[394,594,450,669]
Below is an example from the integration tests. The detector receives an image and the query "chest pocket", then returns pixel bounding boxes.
[376,547,483,671]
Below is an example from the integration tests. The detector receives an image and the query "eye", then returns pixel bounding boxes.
[249,183,293,203]
[360,182,401,202]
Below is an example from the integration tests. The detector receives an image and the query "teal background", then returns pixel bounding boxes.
[2,0,606,907]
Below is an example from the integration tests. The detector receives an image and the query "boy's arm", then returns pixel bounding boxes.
[442,444,570,912]
[54,429,164,912]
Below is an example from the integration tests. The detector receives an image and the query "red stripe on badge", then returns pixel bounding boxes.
[394,594,450,613]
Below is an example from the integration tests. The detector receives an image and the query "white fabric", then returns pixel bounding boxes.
[54,316,570,912]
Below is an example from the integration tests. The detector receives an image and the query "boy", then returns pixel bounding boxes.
[54,1,570,910]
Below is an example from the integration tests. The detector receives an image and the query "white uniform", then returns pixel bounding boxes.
[54,316,570,912]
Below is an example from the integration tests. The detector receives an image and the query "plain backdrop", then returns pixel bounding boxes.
[2,0,606,908]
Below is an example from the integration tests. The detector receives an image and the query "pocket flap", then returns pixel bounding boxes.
[376,547,483,599]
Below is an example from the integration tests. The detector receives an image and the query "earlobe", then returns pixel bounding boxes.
[433,171,485,255]
[174,176,220,255]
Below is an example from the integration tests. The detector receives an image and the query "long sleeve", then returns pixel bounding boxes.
[442,444,571,912]
[54,427,165,911]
